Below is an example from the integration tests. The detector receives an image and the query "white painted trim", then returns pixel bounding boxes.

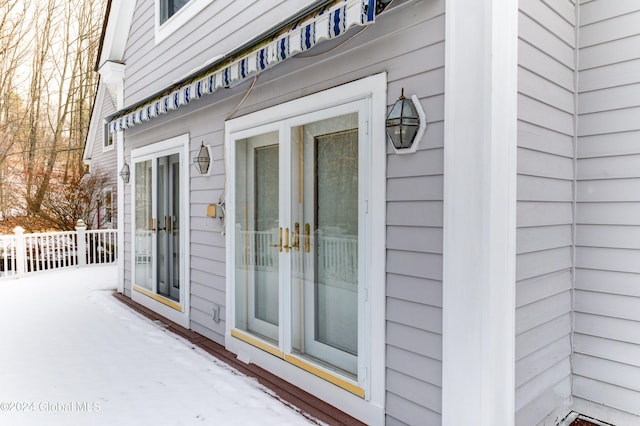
[226,335,384,425]
[83,82,107,165]
[130,133,191,328]
[98,1,136,68]
[98,61,126,86]
[116,129,125,294]
[114,76,125,295]
[102,121,115,153]
[557,412,580,426]
[155,0,216,45]
[224,73,386,425]
[443,0,518,425]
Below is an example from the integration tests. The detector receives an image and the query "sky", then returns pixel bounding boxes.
[0,265,318,425]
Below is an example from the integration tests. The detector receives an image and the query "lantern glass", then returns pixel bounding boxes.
[194,143,210,175]
[386,92,421,150]
[119,162,130,184]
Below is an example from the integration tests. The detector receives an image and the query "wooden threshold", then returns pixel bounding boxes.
[112,292,366,426]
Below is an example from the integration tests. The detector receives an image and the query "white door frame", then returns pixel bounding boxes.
[224,73,387,425]
[130,133,191,328]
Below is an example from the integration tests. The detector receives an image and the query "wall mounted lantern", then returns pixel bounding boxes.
[194,142,211,175]
[385,89,426,154]
[119,162,130,184]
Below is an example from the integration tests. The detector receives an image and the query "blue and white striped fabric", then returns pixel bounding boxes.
[109,0,377,133]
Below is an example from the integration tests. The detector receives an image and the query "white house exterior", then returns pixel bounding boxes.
[87,0,640,424]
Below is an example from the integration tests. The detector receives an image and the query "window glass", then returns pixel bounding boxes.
[102,188,113,226]
[135,160,153,291]
[160,0,191,24]
[290,114,359,377]
[104,123,113,148]
[234,131,280,344]
[231,111,362,379]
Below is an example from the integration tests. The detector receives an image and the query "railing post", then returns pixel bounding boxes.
[76,219,87,267]
[13,226,25,277]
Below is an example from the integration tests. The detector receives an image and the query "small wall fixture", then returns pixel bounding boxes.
[385,89,426,154]
[119,162,130,184]
[194,142,211,175]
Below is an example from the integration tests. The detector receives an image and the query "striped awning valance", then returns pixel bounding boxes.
[109,0,378,133]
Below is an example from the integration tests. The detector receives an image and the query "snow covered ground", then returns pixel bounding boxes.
[0,266,316,425]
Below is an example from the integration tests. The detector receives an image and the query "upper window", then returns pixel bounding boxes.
[159,0,190,24]
[155,0,214,44]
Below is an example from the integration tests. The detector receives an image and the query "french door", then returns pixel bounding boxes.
[231,100,367,382]
[132,137,187,322]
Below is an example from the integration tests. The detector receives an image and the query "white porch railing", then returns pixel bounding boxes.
[0,223,117,278]
[235,227,358,283]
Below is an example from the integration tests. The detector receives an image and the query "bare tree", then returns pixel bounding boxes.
[0,0,108,227]
[39,167,111,230]
[0,1,32,217]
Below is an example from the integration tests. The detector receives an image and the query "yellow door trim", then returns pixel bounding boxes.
[230,329,365,398]
[133,285,182,311]
[231,329,284,358]
[284,354,365,398]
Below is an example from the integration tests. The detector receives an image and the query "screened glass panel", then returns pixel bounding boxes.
[235,131,280,344]
[290,113,359,377]
[134,160,153,290]
[156,154,180,302]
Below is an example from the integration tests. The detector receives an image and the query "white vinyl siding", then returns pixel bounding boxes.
[574,1,640,423]
[515,0,575,424]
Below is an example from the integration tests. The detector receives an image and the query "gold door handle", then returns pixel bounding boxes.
[304,223,310,252]
[291,223,300,251]
[283,227,291,253]
[151,218,157,233]
[269,227,283,252]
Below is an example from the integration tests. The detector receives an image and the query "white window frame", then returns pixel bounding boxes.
[130,134,191,328]
[103,121,114,152]
[155,0,215,45]
[224,73,387,426]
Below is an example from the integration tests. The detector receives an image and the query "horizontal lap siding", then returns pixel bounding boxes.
[516,0,575,424]
[120,1,445,424]
[382,2,445,424]
[88,83,118,187]
[574,1,640,422]
[122,100,230,345]
[89,84,117,174]
[87,83,118,229]
[123,0,317,106]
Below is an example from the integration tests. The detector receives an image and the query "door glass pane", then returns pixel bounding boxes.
[290,113,359,377]
[156,154,180,302]
[235,131,280,344]
[134,160,153,290]
[157,158,167,295]
[171,158,180,300]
